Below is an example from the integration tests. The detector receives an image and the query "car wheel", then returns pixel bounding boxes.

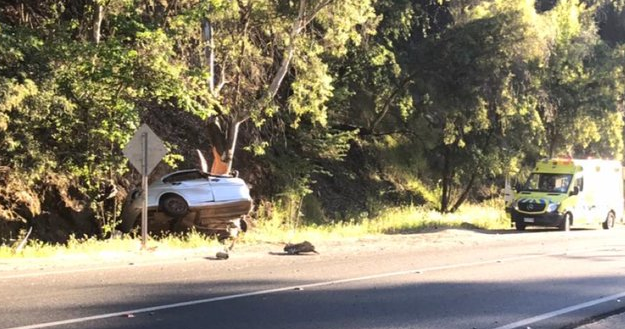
[515,222,526,231]
[160,194,189,218]
[602,211,615,230]
[559,212,572,231]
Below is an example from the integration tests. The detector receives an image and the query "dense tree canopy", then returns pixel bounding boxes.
[1,0,625,239]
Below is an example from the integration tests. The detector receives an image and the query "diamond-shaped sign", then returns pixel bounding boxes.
[122,124,168,175]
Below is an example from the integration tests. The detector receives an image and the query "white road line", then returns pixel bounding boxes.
[3,246,618,329]
[493,291,625,329]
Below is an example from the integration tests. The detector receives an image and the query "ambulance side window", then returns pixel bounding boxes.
[575,177,583,192]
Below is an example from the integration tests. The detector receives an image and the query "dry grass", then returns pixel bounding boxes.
[0,201,510,259]
[0,231,222,259]
[242,201,509,244]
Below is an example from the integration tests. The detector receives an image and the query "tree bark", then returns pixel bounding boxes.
[266,0,307,100]
[440,146,451,213]
[548,126,557,158]
[449,173,476,213]
[202,18,215,94]
[93,2,104,44]
[225,120,241,173]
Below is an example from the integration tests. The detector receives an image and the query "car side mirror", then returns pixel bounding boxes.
[569,186,579,196]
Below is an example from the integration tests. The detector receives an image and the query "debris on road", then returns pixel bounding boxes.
[215,251,229,260]
[284,241,319,255]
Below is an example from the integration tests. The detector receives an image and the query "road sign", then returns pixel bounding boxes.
[122,124,167,249]
[122,124,168,175]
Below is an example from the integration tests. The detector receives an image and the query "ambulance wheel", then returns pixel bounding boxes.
[515,222,526,231]
[602,211,615,230]
[559,213,571,231]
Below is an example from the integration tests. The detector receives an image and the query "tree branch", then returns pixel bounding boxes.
[370,70,420,132]
[300,0,333,31]
[449,173,476,213]
[232,1,252,119]
[266,0,307,100]
[331,124,418,138]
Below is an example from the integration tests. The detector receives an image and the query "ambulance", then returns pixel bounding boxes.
[509,158,624,231]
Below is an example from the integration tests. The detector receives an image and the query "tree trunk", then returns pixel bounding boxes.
[225,120,241,173]
[93,2,104,44]
[449,173,476,213]
[203,0,332,172]
[19,3,26,25]
[548,126,556,158]
[266,0,307,100]
[202,17,215,94]
[440,146,452,213]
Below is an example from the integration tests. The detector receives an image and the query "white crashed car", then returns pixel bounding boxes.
[119,152,252,233]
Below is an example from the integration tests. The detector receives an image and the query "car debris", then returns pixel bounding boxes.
[215,251,230,260]
[283,241,319,255]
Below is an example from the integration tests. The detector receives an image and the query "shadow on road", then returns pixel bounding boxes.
[24,274,625,329]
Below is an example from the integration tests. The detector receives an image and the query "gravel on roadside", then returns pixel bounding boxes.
[574,309,625,329]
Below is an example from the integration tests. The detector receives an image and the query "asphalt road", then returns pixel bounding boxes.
[1,227,625,329]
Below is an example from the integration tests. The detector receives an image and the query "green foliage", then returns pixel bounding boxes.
[527,0,625,159]
[2,0,625,246]
[289,44,334,128]
[300,194,327,224]
[326,0,625,213]
[0,4,219,195]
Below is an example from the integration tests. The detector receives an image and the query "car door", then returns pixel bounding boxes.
[163,171,215,206]
[572,175,592,223]
[175,177,215,206]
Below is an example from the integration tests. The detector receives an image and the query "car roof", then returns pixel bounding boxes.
[161,169,201,181]
[160,169,240,182]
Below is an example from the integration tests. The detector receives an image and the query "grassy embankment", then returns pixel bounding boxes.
[0,201,509,259]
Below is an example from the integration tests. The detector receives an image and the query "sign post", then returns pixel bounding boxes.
[123,124,167,249]
[141,132,148,248]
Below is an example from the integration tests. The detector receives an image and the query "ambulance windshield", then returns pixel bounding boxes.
[523,173,572,193]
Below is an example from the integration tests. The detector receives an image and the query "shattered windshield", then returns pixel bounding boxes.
[523,173,572,193]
